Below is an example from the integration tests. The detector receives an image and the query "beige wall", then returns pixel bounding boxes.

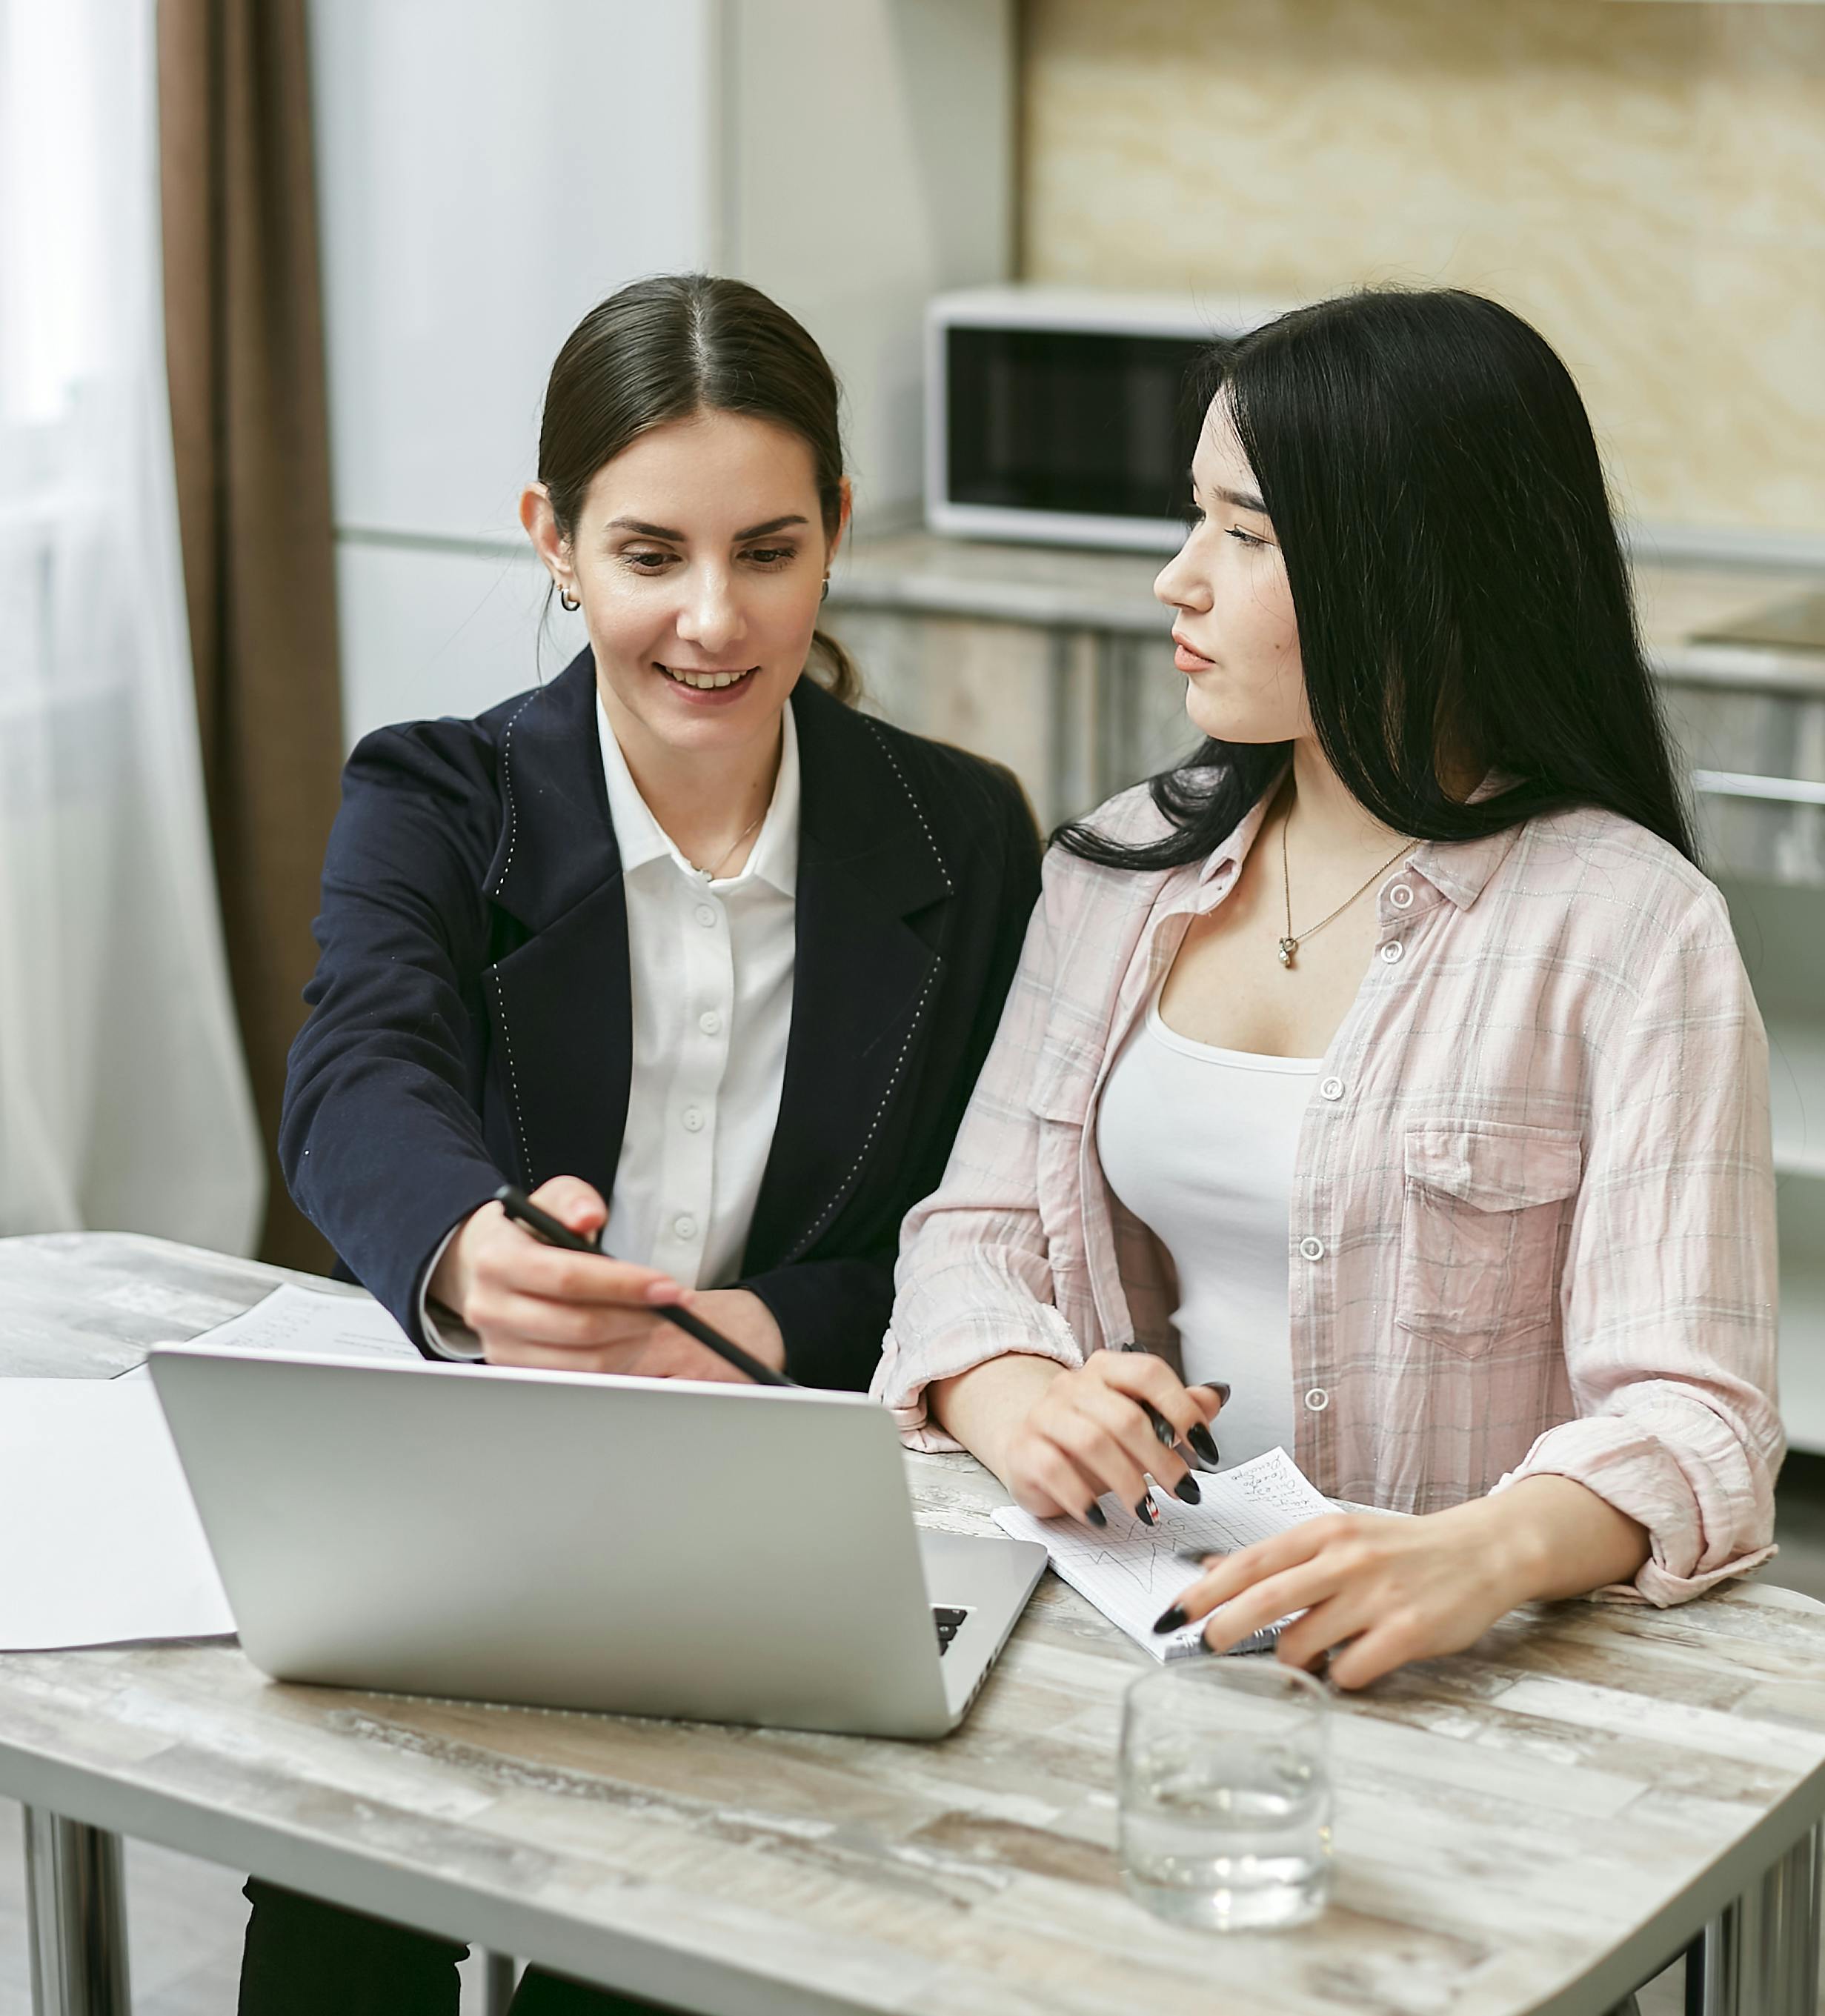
[1020,0,1825,541]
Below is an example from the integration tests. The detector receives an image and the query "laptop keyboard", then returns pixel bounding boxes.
[932,1606,968,1656]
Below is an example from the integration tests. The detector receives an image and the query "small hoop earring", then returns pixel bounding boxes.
[820,577,831,604]
[558,586,580,612]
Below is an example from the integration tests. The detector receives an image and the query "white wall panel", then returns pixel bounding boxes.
[308,0,716,544]
[336,540,586,749]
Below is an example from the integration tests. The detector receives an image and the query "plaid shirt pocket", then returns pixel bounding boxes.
[1396,1122,1583,1358]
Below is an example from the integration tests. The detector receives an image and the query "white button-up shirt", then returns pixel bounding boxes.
[594,694,798,1288]
[422,699,798,1353]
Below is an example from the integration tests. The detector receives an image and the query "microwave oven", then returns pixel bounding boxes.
[925,286,1283,553]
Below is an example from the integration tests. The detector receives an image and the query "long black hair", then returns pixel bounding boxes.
[1057,287,1696,869]
[539,273,860,704]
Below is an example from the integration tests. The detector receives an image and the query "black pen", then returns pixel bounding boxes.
[492,1185,796,1388]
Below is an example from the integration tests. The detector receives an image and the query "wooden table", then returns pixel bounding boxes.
[3,1232,1824,2016]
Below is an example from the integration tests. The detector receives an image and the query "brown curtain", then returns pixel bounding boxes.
[158,0,345,1271]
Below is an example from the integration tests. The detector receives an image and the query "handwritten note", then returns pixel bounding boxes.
[991,1446,1333,1660]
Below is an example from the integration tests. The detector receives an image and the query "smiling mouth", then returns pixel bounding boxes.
[657,664,759,691]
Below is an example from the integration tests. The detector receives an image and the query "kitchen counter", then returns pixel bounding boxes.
[830,528,1825,697]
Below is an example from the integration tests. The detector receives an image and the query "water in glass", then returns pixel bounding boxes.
[1118,1660,1332,1930]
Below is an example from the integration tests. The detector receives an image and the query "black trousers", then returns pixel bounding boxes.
[239,1880,677,2016]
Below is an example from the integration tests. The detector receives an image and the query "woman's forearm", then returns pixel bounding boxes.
[1466,1474,1653,1606]
[929,1354,1066,1482]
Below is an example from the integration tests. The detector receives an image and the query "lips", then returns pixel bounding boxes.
[1172,633,1215,673]
[657,664,759,692]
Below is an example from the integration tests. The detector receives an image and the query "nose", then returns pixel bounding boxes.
[1154,533,1209,613]
[676,565,748,658]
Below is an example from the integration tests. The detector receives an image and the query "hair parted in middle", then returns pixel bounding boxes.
[537,273,860,705]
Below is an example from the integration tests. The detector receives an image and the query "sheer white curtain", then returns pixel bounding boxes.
[0,0,263,1248]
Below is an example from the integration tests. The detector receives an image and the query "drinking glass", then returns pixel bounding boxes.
[1117,1659,1332,1930]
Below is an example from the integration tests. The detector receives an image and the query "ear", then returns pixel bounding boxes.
[520,482,573,591]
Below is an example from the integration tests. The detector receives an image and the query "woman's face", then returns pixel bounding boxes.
[526,409,843,764]
[1153,396,1306,745]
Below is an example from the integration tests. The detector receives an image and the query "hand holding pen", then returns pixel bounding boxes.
[992,1348,1227,1532]
[425,1177,794,1385]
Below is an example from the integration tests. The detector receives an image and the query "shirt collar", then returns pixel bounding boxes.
[1191,765,1520,910]
[596,691,800,896]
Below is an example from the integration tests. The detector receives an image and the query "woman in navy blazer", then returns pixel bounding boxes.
[247,278,1039,2014]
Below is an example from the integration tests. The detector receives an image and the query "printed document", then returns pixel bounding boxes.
[117,1282,421,1380]
[0,1380,233,1649]
[991,1446,1333,1660]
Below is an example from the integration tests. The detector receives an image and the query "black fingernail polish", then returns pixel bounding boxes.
[1198,1382,1232,1405]
[1152,1605,1188,1634]
[1174,1474,1203,1505]
[1135,1496,1157,1526]
[1189,1425,1220,1465]
[1084,1503,1107,1527]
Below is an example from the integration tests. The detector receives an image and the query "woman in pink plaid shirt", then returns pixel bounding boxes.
[877,289,1781,1689]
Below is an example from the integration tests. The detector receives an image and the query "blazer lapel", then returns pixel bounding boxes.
[482,653,633,1196]
[745,682,954,1270]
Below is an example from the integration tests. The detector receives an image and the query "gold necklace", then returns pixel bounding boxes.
[1277,818,1415,970]
[689,808,766,883]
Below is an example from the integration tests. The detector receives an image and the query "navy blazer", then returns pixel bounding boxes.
[281,654,1042,1389]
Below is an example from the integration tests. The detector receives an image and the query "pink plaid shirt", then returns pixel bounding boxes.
[875,784,1781,1604]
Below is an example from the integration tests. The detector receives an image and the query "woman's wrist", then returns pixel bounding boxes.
[427,1206,488,1323]
[930,1354,1066,1480]
[1452,1474,1652,1608]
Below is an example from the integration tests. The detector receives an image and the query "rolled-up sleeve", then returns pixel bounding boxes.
[873,859,1088,1448]
[1495,891,1782,1603]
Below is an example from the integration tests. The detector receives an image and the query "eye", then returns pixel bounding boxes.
[742,545,797,568]
[622,549,675,572]
[1227,526,1269,550]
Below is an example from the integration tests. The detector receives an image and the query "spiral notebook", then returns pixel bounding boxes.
[990,1446,1332,1660]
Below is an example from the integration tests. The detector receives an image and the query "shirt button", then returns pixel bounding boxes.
[1303,1387,1331,1413]
[1380,940,1404,965]
[673,1214,698,1241]
[698,1011,722,1036]
[681,1107,704,1133]
[1388,881,1414,911]
[1319,1076,1345,1102]
[1299,1236,1326,1262]
[694,905,717,929]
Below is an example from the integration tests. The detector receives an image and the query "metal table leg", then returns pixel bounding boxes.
[484,1949,519,2015]
[22,1807,130,2016]
[1686,1822,1822,2016]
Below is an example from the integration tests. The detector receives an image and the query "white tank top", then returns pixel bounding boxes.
[1094,994,1319,1471]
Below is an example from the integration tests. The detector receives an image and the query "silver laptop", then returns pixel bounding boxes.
[147,1347,1046,1739]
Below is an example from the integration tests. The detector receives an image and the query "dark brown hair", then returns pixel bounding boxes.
[538,273,860,705]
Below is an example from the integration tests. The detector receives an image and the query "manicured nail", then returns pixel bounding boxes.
[1134,1496,1157,1526]
[1188,1425,1220,1466]
[1174,1474,1203,1505]
[1141,1401,1177,1450]
[1084,1503,1108,1527]
[1198,1382,1232,1406]
[1152,1605,1189,1634]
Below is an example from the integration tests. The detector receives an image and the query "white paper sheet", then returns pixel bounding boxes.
[117,1282,422,1382]
[991,1446,1333,1660]
[0,1380,234,1649]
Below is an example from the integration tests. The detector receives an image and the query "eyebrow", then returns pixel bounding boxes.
[1205,483,1269,517]
[604,513,810,543]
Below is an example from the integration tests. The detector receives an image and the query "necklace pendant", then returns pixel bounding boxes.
[1277,936,1297,969]
[695,866,713,883]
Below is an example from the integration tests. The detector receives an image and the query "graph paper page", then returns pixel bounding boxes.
[991,1446,1332,1660]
